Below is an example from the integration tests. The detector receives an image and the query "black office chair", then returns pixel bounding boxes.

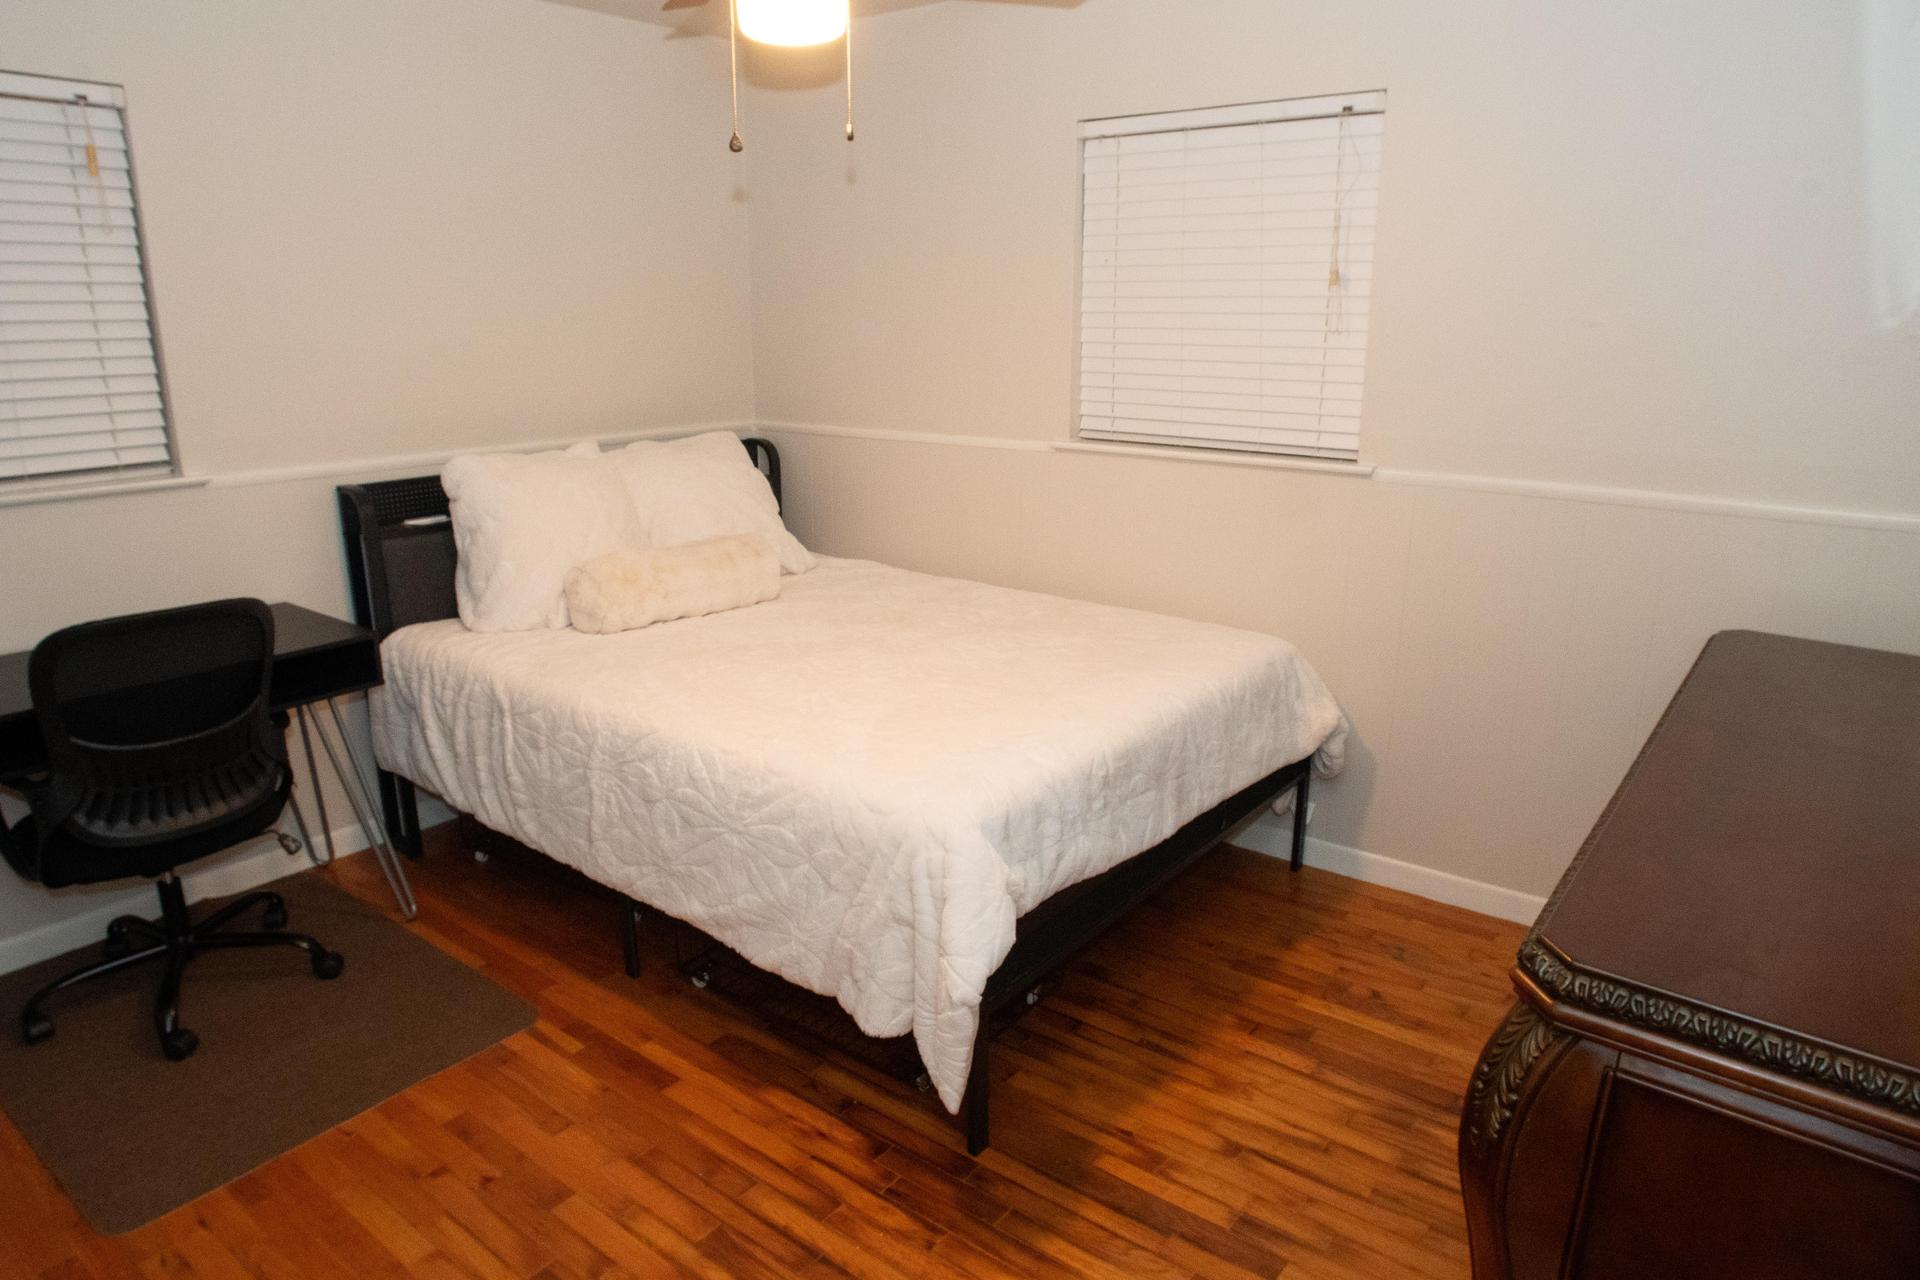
[0,598,343,1061]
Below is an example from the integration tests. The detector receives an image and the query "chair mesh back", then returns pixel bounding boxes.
[30,599,282,847]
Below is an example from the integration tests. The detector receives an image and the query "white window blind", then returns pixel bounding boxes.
[0,72,175,485]
[1077,91,1384,462]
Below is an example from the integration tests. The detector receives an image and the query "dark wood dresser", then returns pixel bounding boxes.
[1460,630,1920,1279]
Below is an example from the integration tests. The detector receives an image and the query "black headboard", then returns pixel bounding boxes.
[338,437,782,640]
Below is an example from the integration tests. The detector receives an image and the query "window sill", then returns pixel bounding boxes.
[1052,439,1377,478]
[0,473,208,510]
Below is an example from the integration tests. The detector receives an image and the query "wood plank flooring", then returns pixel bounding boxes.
[1,827,1525,1279]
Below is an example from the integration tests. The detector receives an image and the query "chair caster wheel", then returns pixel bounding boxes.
[23,1015,53,1046]
[312,951,344,980]
[261,905,288,931]
[162,1028,199,1061]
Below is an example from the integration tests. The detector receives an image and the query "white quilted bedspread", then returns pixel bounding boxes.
[371,557,1347,1109]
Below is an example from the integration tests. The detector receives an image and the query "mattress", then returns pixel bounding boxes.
[371,556,1347,1109]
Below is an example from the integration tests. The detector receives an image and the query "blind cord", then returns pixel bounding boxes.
[1320,105,1362,434]
[76,95,100,177]
[1326,105,1359,334]
[72,95,110,233]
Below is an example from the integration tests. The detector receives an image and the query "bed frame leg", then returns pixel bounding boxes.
[1290,769,1311,873]
[380,770,422,859]
[963,1014,991,1156]
[621,898,643,979]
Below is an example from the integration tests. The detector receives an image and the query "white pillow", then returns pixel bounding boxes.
[610,431,814,574]
[565,534,781,634]
[443,441,640,632]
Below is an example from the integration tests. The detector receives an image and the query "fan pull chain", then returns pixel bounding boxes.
[844,3,855,142]
[728,0,744,152]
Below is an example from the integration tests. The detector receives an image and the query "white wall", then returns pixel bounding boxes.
[5,0,1916,960]
[0,0,755,964]
[742,0,1920,906]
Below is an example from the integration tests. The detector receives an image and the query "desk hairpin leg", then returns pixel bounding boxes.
[284,788,322,866]
[309,698,418,921]
[272,711,328,867]
[293,708,338,865]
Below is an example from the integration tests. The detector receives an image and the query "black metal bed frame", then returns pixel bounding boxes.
[337,437,1310,1153]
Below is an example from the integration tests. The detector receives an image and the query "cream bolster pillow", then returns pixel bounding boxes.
[564,534,781,634]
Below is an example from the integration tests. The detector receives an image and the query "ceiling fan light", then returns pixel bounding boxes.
[736,0,849,47]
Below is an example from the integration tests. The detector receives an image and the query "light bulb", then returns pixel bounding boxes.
[736,0,849,47]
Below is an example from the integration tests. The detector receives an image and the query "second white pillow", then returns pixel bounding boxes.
[610,431,815,574]
[564,534,781,634]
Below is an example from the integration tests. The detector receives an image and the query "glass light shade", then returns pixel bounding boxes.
[736,0,849,47]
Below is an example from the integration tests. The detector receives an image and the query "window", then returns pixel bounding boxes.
[0,71,175,487]
[1077,91,1384,462]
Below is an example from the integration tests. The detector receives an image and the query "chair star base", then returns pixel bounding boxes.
[20,873,343,1061]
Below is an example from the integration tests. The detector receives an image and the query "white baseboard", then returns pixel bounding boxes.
[0,818,374,976]
[1238,812,1546,925]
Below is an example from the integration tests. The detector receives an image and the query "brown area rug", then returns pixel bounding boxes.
[0,872,534,1234]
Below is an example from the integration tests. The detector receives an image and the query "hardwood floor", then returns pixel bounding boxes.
[2,827,1525,1280]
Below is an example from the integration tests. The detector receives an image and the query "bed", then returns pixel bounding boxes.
[339,438,1346,1152]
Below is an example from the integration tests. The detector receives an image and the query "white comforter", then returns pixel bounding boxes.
[372,557,1347,1109]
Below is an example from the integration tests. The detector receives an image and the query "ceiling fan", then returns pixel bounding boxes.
[543,0,1082,149]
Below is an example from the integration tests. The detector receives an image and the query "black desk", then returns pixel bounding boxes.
[0,603,413,917]
[0,603,381,779]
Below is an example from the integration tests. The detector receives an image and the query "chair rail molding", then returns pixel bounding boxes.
[755,420,1920,536]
